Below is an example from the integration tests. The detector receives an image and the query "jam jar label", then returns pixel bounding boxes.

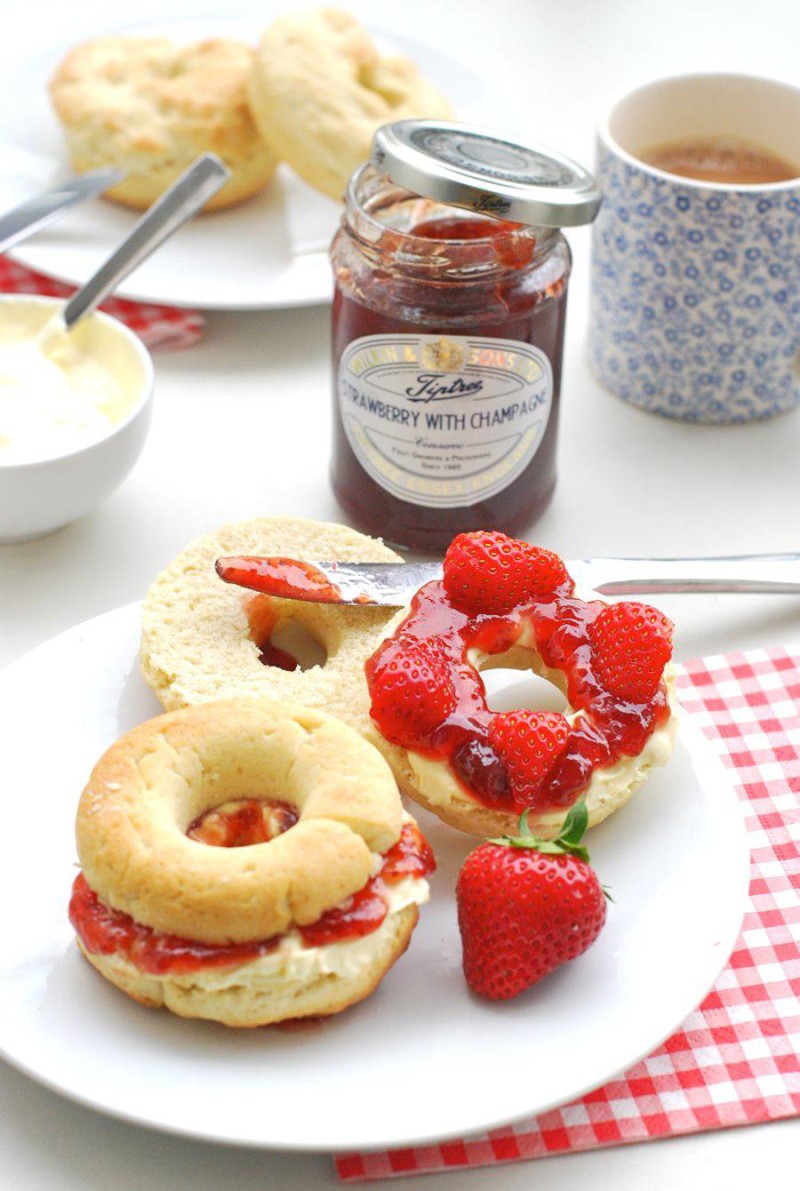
[337,334,553,508]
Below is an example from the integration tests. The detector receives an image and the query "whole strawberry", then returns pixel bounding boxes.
[456,802,608,1001]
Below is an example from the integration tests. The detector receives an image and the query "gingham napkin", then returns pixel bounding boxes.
[0,255,204,350]
[336,647,800,1180]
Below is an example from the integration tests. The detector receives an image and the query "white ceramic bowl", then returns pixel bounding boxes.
[0,295,153,543]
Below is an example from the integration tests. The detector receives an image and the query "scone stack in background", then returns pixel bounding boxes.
[246,8,452,200]
[48,7,452,211]
[49,37,278,212]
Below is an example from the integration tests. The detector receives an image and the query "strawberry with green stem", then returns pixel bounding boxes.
[456,800,609,1001]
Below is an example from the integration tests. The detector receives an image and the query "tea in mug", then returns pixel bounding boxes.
[638,135,798,184]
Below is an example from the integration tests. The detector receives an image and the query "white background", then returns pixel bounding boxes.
[0,0,798,1187]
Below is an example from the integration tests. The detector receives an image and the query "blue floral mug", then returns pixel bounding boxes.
[588,74,800,423]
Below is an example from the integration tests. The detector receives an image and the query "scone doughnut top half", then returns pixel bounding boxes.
[366,532,679,839]
[73,698,431,949]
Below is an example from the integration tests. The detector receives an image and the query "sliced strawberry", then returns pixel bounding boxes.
[368,640,456,749]
[589,602,673,702]
[488,709,570,806]
[456,803,608,1000]
[442,531,572,616]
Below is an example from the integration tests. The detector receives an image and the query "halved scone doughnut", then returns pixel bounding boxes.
[70,698,434,1026]
[140,516,402,743]
[247,8,451,199]
[365,533,679,839]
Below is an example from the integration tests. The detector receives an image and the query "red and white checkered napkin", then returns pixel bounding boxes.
[0,255,204,351]
[336,647,800,1181]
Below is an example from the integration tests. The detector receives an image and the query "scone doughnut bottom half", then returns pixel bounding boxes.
[140,516,402,739]
[73,698,430,1027]
[79,906,421,1029]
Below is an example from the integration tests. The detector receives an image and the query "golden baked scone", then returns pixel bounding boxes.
[364,553,680,840]
[140,516,403,741]
[49,37,278,211]
[70,698,434,1026]
[247,8,451,200]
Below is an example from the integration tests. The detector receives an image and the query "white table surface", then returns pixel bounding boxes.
[1,0,798,1186]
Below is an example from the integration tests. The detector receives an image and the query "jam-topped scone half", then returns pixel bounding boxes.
[70,698,434,1027]
[365,531,679,839]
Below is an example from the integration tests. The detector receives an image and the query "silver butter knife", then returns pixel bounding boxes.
[0,166,124,255]
[214,553,800,607]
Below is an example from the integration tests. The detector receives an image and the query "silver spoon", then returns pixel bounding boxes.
[37,153,230,352]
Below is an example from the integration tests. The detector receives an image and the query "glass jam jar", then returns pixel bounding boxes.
[330,121,601,552]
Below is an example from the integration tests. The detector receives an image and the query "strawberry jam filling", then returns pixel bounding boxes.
[187,798,299,846]
[366,578,672,814]
[68,873,281,975]
[69,822,434,975]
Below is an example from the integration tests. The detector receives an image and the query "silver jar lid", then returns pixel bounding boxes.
[371,119,601,228]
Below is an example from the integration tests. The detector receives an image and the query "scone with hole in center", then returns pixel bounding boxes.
[49,36,278,211]
[140,516,403,742]
[70,698,434,1026]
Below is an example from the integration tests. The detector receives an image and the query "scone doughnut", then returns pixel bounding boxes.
[49,37,277,211]
[69,698,434,1026]
[365,532,679,839]
[140,516,402,739]
[247,8,451,200]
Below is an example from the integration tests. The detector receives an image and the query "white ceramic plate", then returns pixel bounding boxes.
[0,16,509,310]
[0,603,749,1152]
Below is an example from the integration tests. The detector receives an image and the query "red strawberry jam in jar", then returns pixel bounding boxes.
[331,120,601,552]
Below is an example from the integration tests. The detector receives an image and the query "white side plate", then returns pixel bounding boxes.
[0,603,750,1151]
